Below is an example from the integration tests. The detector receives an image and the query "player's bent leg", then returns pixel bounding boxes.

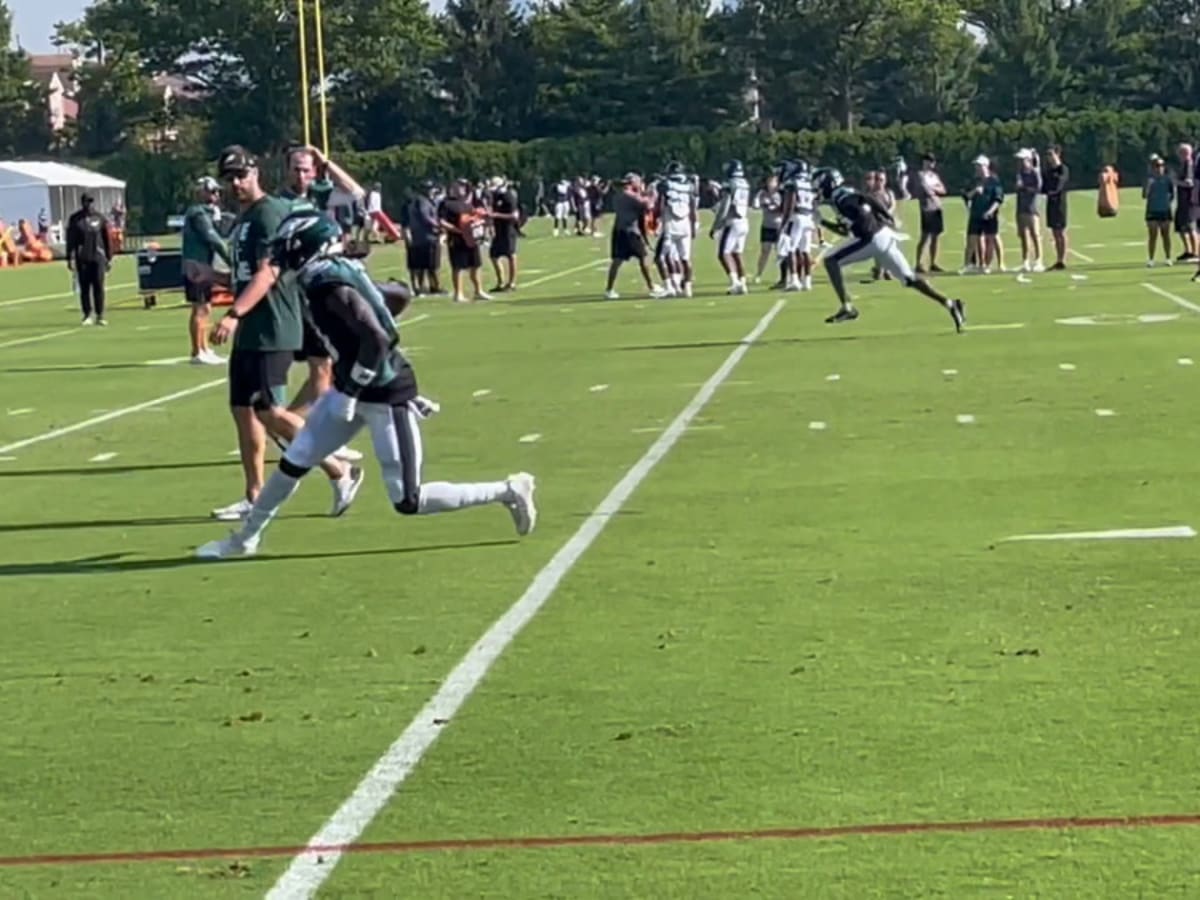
[259,398,365,516]
[369,402,538,535]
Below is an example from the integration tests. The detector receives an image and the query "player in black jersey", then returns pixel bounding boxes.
[813,168,965,332]
[197,213,537,559]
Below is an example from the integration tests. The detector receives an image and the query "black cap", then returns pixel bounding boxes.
[217,145,257,176]
[921,152,936,163]
[81,192,95,204]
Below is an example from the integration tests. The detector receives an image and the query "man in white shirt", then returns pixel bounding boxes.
[364,182,383,242]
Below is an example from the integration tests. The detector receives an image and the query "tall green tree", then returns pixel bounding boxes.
[965,0,1068,120]
[436,0,536,141]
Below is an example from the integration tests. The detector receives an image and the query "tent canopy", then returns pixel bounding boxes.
[0,160,126,232]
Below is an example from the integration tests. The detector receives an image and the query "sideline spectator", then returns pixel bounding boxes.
[1043,145,1070,269]
[1014,148,1044,272]
[1173,142,1196,262]
[914,153,946,274]
[1144,154,1174,267]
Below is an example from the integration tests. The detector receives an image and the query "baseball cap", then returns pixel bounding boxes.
[217,145,257,177]
[81,192,95,204]
[1015,148,1034,160]
[972,154,990,167]
[196,176,220,191]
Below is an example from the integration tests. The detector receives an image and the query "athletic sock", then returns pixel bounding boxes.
[240,470,301,541]
[418,481,509,514]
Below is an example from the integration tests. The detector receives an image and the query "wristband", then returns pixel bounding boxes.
[226,308,242,320]
[350,362,377,386]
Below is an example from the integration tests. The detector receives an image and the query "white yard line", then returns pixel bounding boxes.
[264,298,787,900]
[0,281,136,309]
[519,258,609,290]
[1002,525,1195,542]
[1142,282,1200,314]
[0,327,80,350]
[0,316,433,456]
[1067,248,1096,264]
[0,379,227,455]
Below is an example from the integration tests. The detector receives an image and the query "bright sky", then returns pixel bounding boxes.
[10,0,456,52]
[9,0,85,51]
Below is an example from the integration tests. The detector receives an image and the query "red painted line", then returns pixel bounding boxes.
[1,814,1197,869]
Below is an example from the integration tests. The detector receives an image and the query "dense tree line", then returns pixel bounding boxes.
[1,0,1199,160]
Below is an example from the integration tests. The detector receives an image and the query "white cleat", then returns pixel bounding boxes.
[504,472,537,536]
[683,283,693,298]
[196,531,260,560]
[650,285,668,299]
[333,445,363,462]
[475,291,494,302]
[605,289,620,300]
[211,498,253,521]
[81,315,94,326]
[330,465,365,517]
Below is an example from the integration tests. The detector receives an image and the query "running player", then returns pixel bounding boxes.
[196,212,536,560]
[711,160,752,295]
[812,167,966,331]
[654,162,698,297]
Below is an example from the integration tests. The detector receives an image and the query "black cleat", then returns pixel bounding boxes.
[825,306,860,324]
[950,298,966,333]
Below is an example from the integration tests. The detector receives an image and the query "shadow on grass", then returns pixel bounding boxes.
[0,460,242,479]
[0,539,518,577]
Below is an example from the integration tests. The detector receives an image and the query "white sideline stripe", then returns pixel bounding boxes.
[89,452,117,462]
[264,298,787,900]
[517,432,542,443]
[1002,525,1196,543]
[1068,248,1096,264]
[0,327,79,349]
[0,315,432,457]
[970,322,1026,331]
[1142,282,1200,314]
[400,313,429,327]
[519,258,609,290]
[0,281,136,309]
[0,378,226,455]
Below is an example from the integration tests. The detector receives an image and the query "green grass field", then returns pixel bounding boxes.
[2,187,1199,899]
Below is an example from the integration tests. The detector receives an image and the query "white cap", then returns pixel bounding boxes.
[973,155,990,167]
[1015,148,1034,161]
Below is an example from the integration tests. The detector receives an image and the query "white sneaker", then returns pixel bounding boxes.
[333,445,363,462]
[650,285,668,299]
[211,498,253,521]
[683,283,693,298]
[1147,260,1156,268]
[453,294,468,304]
[1033,262,1046,273]
[196,531,260,560]
[81,315,94,326]
[504,472,537,536]
[192,351,224,366]
[96,318,108,327]
[330,465,365,517]
[476,291,494,302]
[605,289,620,300]
[785,280,802,292]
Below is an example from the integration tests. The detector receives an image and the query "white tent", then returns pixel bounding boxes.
[0,161,126,236]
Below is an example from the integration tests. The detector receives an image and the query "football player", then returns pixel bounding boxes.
[711,160,752,294]
[777,159,818,292]
[552,178,572,236]
[654,162,699,297]
[197,212,537,560]
[813,167,965,332]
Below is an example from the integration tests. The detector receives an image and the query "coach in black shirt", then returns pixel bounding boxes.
[1043,146,1069,270]
[489,177,520,291]
[66,193,113,326]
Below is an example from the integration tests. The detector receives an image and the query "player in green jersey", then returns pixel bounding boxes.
[209,145,365,523]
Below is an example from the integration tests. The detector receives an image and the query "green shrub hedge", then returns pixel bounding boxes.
[97,108,1200,229]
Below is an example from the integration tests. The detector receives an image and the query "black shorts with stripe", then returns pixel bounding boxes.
[228,350,292,410]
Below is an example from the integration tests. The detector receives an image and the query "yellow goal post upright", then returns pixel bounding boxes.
[295,0,330,156]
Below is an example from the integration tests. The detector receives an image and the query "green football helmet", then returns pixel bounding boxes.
[271,210,343,274]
